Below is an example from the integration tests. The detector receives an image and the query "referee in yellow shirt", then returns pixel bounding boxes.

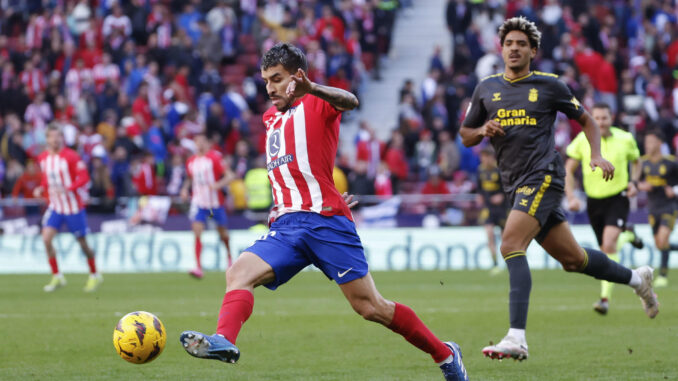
[565,102,643,315]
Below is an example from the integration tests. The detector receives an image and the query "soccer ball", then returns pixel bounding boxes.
[113,311,166,364]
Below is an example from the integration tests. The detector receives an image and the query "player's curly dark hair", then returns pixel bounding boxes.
[498,16,542,49]
[261,43,308,73]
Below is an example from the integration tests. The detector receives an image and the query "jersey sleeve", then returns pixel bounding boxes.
[565,132,585,160]
[626,134,640,161]
[307,94,342,122]
[462,84,487,128]
[552,80,584,120]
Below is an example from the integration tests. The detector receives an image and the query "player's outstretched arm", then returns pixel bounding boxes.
[286,69,359,111]
[577,111,614,180]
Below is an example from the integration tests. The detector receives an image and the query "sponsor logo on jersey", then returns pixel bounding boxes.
[492,92,501,101]
[571,96,581,110]
[494,108,537,127]
[268,130,281,157]
[516,185,536,195]
[267,154,295,171]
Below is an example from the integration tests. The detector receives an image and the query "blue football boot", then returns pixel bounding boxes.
[440,341,469,380]
[180,331,240,363]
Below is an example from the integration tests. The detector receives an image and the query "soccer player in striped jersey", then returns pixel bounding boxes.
[181,133,234,278]
[34,124,102,292]
[180,43,468,381]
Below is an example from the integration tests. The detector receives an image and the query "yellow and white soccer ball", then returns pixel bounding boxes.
[113,311,166,364]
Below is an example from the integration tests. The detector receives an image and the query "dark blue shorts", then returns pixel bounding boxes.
[190,206,228,227]
[42,209,89,237]
[245,212,369,290]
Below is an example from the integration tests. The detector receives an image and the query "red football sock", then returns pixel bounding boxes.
[216,290,254,344]
[48,257,59,275]
[387,303,452,363]
[195,237,202,270]
[87,257,97,274]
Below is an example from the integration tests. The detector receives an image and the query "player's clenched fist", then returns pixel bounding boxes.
[480,120,505,138]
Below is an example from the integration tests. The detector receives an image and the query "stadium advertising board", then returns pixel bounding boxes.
[0,226,669,273]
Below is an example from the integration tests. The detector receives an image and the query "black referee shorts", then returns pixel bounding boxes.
[586,192,629,246]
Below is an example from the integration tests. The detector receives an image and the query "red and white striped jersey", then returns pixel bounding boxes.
[263,94,351,220]
[186,150,225,208]
[37,148,90,214]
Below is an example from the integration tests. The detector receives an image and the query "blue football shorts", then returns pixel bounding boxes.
[245,212,369,290]
[42,208,89,237]
[190,205,229,227]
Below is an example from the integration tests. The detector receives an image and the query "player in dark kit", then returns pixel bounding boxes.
[638,130,678,288]
[179,43,468,381]
[476,146,509,274]
[460,17,658,361]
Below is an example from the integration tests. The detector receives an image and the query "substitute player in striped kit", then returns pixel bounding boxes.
[181,133,234,278]
[35,124,102,292]
[179,43,468,381]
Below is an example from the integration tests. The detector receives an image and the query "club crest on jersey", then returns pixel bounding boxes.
[528,88,538,102]
[492,92,501,101]
[268,130,281,157]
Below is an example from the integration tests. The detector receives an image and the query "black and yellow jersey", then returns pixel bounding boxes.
[463,71,584,194]
[477,164,504,204]
[640,154,678,211]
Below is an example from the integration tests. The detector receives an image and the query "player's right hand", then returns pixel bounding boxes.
[480,120,505,138]
[33,186,43,198]
[180,188,189,201]
[567,196,582,212]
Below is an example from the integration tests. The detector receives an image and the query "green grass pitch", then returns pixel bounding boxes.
[1,270,675,380]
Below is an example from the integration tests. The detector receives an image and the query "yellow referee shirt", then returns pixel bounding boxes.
[566,127,640,199]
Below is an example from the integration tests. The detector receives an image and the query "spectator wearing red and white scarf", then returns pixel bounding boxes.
[24,92,53,132]
[20,61,46,99]
[92,53,120,93]
[65,58,92,106]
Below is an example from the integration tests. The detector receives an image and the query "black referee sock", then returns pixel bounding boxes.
[581,248,632,283]
[660,250,669,277]
[505,251,531,329]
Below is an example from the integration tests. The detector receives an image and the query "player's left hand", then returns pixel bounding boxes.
[286,69,314,98]
[590,156,614,181]
[627,181,638,198]
[490,193,504,205]
[664,185,675,198]
[342,192,359,209]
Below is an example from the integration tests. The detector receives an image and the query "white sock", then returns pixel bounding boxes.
[436,354,454,366]
[507,328,526,343]
[628,270,642,288]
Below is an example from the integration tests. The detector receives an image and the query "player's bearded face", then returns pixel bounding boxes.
[46,131,62,151]
[262,65,295,112]
[501,30,536,71]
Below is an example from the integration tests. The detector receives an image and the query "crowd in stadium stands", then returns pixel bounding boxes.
[0,0,399,217]
[1,0,678,226]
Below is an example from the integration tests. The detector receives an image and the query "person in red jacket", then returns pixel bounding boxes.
[11,159,42,215]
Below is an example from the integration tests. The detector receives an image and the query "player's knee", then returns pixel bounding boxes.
[500,240,522,257]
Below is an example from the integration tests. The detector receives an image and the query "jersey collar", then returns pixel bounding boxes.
[502,71,534,83]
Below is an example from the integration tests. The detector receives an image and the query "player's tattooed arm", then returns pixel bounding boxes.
[309,83,359,111]
[578,111,615,181]
[286,69,359,111]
